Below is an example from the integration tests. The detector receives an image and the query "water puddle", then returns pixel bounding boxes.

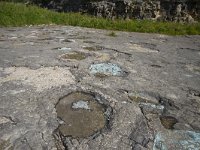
[56,92,112,138]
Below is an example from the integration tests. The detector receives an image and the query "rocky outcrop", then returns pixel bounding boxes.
[86,0,200,23]
[30,0,200,22]
[1,25,200,150]
[30,0,83,12]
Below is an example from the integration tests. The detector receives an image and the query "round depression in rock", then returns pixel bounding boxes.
[60,52,86,60]
[56,92,107,138]
[89,63,124,76]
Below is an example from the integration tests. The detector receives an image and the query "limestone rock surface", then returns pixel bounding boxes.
[0,25,200,149]
[31,0,200,22]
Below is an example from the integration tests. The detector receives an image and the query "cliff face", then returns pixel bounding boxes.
[32,0,200,22]
[86,0,200,22]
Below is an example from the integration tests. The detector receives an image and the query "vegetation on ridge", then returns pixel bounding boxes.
[0,2,200,35]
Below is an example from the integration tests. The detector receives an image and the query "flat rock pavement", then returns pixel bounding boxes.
[0,25,200,150]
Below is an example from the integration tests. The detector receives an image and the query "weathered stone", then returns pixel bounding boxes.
[173,123,193,131]
[139,103,164,115]
[58,47,72,51]
[128,91,159,104]
[30,0,200,22]
[0,25,200,149]
[0,116,13,124]
[153,130,200,150]
[129,118,150,148]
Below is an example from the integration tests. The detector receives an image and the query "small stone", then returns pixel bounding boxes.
[0,116,12,124]
[58,47,71,51]
[128,92,159,104]
[135,135,145,145]
[66,39,75,42]
[139,103,164,114]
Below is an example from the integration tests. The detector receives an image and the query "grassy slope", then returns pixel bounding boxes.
[0,2,200,35]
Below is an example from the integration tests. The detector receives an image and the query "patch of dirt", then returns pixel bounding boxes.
[160,116,178,129]
[0,67,75,91]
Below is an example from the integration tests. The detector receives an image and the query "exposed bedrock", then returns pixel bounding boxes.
[0,24,200,149]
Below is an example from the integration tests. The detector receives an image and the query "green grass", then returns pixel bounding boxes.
[107,31,117,37]
[0,2,200,35]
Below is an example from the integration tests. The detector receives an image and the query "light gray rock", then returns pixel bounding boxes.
[89,63,124,76]
[153,130,200,150]
[139,103,164,115]
[0,25,200,149]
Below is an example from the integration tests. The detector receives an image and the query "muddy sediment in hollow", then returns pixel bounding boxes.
[55,92,111,138]
[160,116,178,129]
[60,52,86,60]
